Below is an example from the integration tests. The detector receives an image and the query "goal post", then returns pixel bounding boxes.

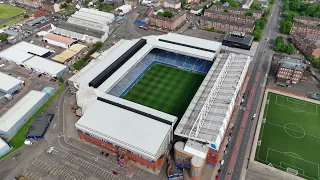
[286,167,298,176]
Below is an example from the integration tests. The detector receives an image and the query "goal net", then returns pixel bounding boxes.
[257,140,261,146]
[286,167,298,176]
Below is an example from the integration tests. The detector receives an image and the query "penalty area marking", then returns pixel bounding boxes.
[280,162,305,175]
[275,95,318,115]
[287,97,306,106]
[284,152,302,159]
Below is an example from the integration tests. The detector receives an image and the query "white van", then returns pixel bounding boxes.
[24,140,33,145]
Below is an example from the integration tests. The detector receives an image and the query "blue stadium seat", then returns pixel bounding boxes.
[184,57,196,70]
[193,60,206,72]
[174,55,186,67]
[203,61,213,73]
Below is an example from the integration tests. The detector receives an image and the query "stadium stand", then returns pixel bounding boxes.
[108,48,213,97]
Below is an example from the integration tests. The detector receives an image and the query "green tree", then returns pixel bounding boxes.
[60,3,68,8]
[255,18,266,29]
[58,77,64,83]
[250,2,262,10]
[215,1,223,5]
[286,43,295,54]
[253,26,262,41]
[23,14,29,18]
[84,0,89,6]
[0,33,8,41]
[228,0,240,7]
[66,0,72,3]
[280,20,292,34]
[312,58,320,68]
[245,10,253,16]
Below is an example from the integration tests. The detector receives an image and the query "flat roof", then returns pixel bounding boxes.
[52,49,77,63]
[44,33,76,45]
[0,72,24,92]
[69,44,87,52]
[0,90,47,133]
[24,56,68,76]
[57,21,105,38]
[223,32,254,46]
[0,47,33,64]
[26,113,54,138]
[75,99,172,160]
[14,41,53,56]
[175,53,250,150]
[0,138,9,149]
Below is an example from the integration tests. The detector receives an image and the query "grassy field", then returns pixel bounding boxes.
[255,92,320,180]
[0,85,65,161]
[0,4,25,19]
[123,64,204,118]
[0,16,24,28]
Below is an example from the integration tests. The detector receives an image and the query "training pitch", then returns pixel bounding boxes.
[0,4,25,19]
[123,63,204,118]
[255,91,320,180]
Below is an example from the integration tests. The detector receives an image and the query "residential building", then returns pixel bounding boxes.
[163,0,181,10]
[206,5,263,19]
[200,17,255,34]
[15,0,43,8]
[204,11,255,25]
[41,0,62,12]
[150,12,187,30]
[186,0,200,3]
[275,56,307,85]
[242,0,253,9]
[291,33,320,58]
[125,0,139,7]
[290,23,320,35]
[253,10,263,19]
[32,10,46,18]
[104,0,124,6]
[295,16,320,26]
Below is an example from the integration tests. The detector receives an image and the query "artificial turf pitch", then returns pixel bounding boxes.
[123,64,205,118]
[0,4,25,19]
[255,92,320,180]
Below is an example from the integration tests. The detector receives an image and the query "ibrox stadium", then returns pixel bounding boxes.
[68,33,250,179]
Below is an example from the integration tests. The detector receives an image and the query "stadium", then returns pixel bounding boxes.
[68,33,250,179]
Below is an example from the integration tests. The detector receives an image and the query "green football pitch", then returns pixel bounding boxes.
[0,4,25,19]
[255,92,320,180]
[122,64,205,118]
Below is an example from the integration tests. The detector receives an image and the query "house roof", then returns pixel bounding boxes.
[44,33,77,45]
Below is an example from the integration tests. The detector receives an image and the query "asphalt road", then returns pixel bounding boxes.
[219,0,283,180]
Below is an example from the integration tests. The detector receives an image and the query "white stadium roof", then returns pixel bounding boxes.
[174,53,250,152]
[75,95,177,160]
[0,72,23,93]
[24,56,68,77]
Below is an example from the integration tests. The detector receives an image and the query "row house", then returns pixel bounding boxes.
[16,0,43,8]
[204,11,255,25]
[291,33,320,58]
[290,23,320,35]
[295,16,320,26]
[206,5,263,19]
[150,12,187,30]
[200,17,254,34]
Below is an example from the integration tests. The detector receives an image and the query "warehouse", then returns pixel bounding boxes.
[75,93,177,170]
[174,53,250,178]
[222,31,254,50]
[0,90,49,140]
[0,72,24,94]
[52,49,77,63]
[0,138,11,157]
[24,56,68,78]
[78,8,115,24]
[43,33,77,49]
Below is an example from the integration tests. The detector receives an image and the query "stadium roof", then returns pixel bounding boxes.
[75,96,176,160]
[24,56,68,77]
[14,41,53,57]
[52,50,77,63]
[223,32,254,46]
[44,33,76,45]
[57,21,105,38]
[0,90,47,134]
[174,53,250,151]
[0,72,24,93]
[0,47,33,64]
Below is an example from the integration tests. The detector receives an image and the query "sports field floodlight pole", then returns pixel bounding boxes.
[189,53,234,139]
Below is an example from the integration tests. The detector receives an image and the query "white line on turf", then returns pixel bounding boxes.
[280,161,304,174]
[284,152,302,159]
[287,97,306,106]
[275,95,318,115]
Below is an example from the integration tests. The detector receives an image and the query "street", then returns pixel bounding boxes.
[219,0,283,179]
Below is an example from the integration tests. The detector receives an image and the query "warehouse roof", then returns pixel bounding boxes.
[52,49,77,63]
[0,90,47,133]
[0,72,24,93]
[24,56,68,76]
[175,53,250,151]
[0,47,33,64]
[69,44,87,52]
[79,8,115,19]
[14,41,53,57]
[75,98,174,160]
[27,16,47,26]
[67,17,109,31]
[44,33,77,45]
[57,21,105,38]
[0,138,9,150]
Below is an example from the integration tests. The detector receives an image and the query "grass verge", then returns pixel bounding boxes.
[0,16,24,28]
[0,85,66,161]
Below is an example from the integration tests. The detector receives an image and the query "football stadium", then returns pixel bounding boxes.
[254,89,320,180]
[68,33,251,179]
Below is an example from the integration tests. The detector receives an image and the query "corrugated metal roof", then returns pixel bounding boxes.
[24,56,68,76]
[0,72,24,93]
[44,33,76,45]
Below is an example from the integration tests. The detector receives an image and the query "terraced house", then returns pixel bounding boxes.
[207,5,263,19]
[200,17,255,34]
[204,11,255,25]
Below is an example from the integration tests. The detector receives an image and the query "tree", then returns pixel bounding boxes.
[215,1,223,5]
[23,14,29,18]
[250,2,262,10]
[0,33,8,41]
[60,3,68,8]
[253,26,262,41]
[66,0,72,3]
[228,0,240,7]
[84,0,89,6]
[58,77,64,83]
[74,60,85,70]
[220,0,226,3]
[245,10,253,16]
[158,10,173,18]
[255,18,266,29]
[286,43,295,54]
[280,20,292,34]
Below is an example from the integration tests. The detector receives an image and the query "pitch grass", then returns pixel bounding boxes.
[255,92,320,180]
[123,64,205,118]
[0,4,25,19]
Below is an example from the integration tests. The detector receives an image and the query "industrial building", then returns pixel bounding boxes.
[0,72,24,94]
[222,31,254,50]
[174,53,250,179]
[53,8,112,43]
[69,33,222,173]
[0,42,68,78]
[43,33,77,49]
[52,44,87,64]
[0,138,11,157]
[0,90,49,140]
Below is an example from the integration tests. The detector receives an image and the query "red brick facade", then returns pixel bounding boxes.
[150,12,186,31]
